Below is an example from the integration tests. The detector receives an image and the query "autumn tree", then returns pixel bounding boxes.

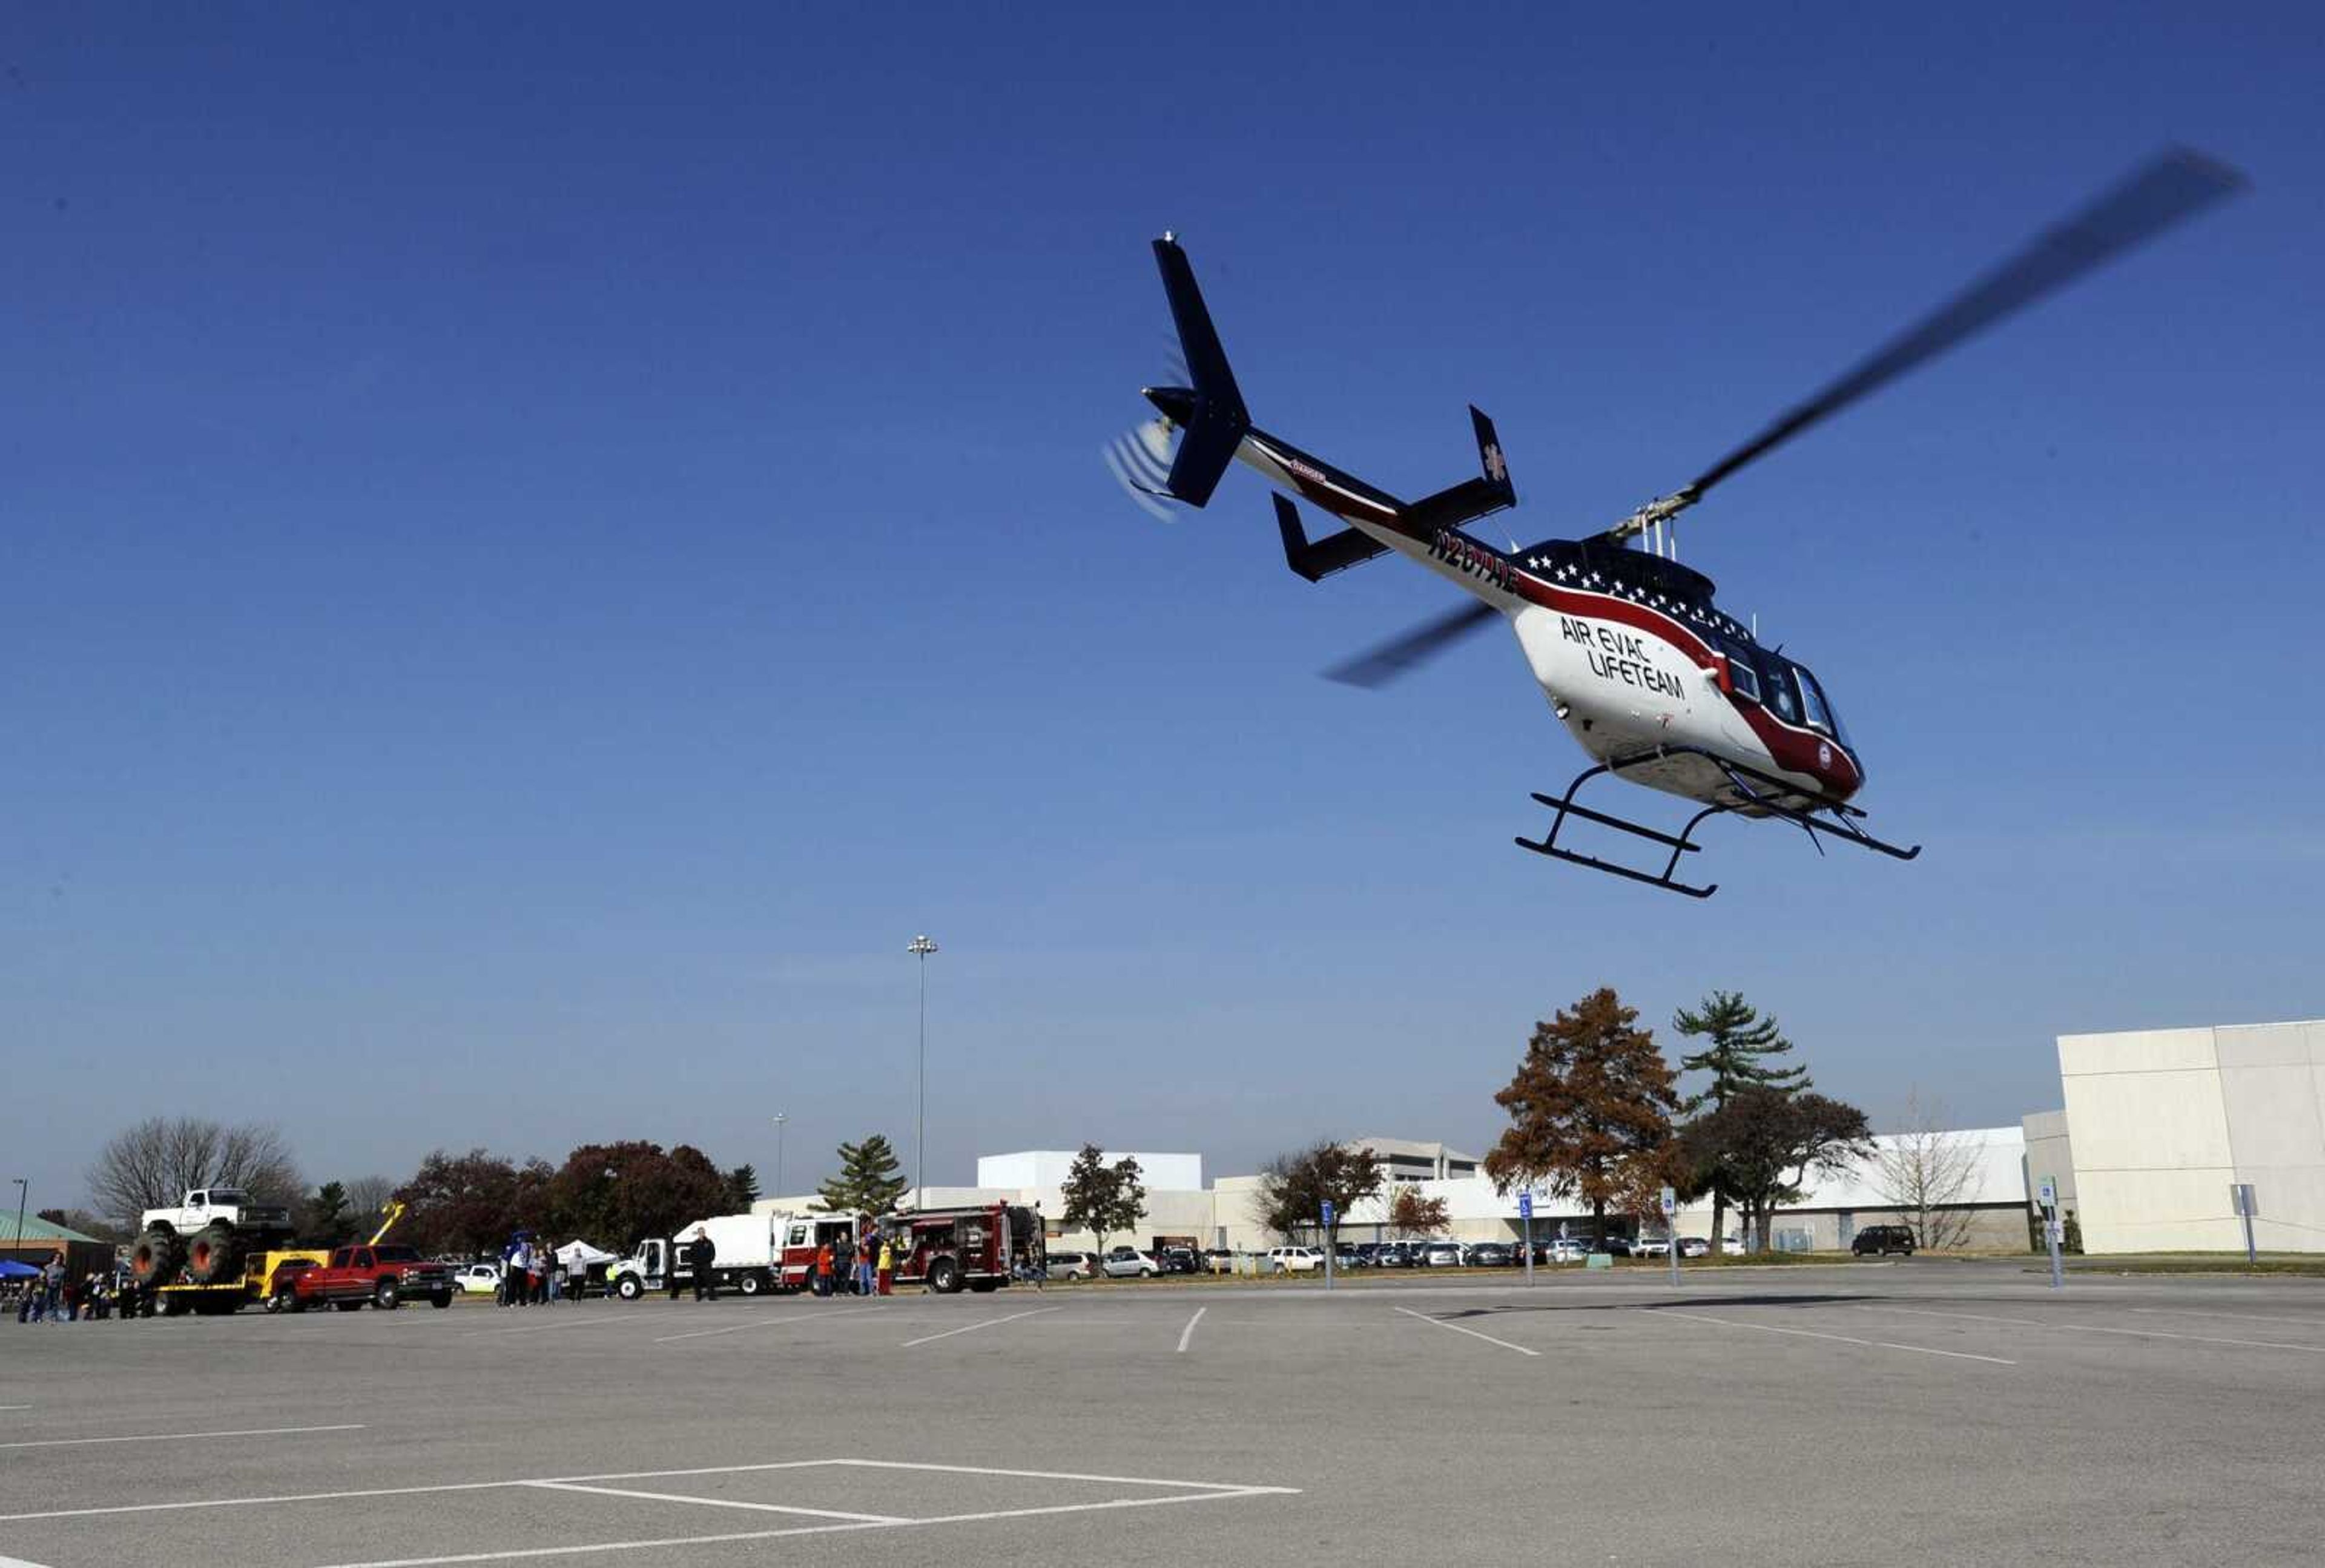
[816,1136,910,1220]
[87,1116,305,1228]
[1388,1186,1450,1239]
[395,1149,530,1257]
[545,1142,729,1251]
[1678,1087,1870,1251]
[1873,1090,1985,1251]
[1256,1142,1383,1244]
[1059,1144,1147,1259]
[1483,987,1678,1247]
[1674,991,1806,1254]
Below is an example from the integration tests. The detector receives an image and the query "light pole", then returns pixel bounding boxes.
[8,1179,25,1263]
[772,1113,788,1202]
[908,934,939,1204]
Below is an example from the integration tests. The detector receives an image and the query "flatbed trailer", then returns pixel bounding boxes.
[151,1249,329,1316]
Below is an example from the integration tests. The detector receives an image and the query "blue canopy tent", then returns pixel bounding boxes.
[0,1259,42,1279]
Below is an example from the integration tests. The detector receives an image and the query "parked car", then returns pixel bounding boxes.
[1373,1241,1413,1268]
[1853,1225,1918,1257]
[1265,1246,1324,1274]
[1101,1246,1161,1279]
[1046,1250,1098,1280]
[452,1263,503,1296]
[1201,1248,1236,1274]
[1632,1236,1671,1260]
[1677,1237,1711,1259]
[1548,1238,1589,1264]
[1423,1240,1466,1268]
[1333,1243,1365,1270]
[1157,1247,1201,1276]
[1721,1235,1747,1256]
[1596,1236,1634,1257]
[1466,1242,1514,1268]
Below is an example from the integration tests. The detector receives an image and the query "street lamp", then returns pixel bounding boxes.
[908,934,939,1204]
[771,1113,788,1202]
[8,1179,25,1263]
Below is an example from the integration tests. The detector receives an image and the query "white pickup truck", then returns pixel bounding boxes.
[131,1187,297,1286]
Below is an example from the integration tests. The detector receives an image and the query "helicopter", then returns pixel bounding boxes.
[1107,149,2244,898]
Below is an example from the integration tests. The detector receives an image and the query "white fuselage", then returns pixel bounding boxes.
[1236,431,1856,809]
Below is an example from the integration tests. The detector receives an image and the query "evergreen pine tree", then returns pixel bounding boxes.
[1674,990,1806,1253]
[816,1136,909,1217]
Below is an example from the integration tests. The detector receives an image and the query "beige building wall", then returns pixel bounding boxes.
[2059,1021,2325,1253]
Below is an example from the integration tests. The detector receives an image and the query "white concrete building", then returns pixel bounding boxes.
[2046,1020,2325,1254]
[975,1150,1202,1192]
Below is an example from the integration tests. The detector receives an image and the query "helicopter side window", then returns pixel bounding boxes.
[1795,665,1836,736]
[1766,664,1801,725]
[1797,667,1851,746]
[1718,644,1760,703]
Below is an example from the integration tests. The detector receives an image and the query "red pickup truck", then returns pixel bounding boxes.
[280,1244,455,1311]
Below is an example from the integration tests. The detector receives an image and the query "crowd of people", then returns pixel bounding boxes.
[7,1257,130,1322]
[493,1233,572,1306]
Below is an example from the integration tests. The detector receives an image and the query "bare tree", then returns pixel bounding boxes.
[1874,1090,1985,1251]
[341,1174,398,1228]
[87,1116,305,1227]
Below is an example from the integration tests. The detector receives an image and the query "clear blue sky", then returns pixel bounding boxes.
[6,6,2319,1217]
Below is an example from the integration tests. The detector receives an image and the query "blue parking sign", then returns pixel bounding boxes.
[1321,1200,1335,1228]
[1518,1192,1533,1220]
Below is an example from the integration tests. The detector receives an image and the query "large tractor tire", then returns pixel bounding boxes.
[183,1223,243,1286]
[928,1256,964,1295]
[129,1228,182,1290]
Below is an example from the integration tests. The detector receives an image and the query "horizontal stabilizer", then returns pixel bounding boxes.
[1403,404,1517,533]
[1275,494,1390,582]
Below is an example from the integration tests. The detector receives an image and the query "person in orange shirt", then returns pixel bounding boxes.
[814,1242,834,1299]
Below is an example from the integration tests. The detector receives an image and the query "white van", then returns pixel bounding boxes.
[1265,1246,1323,1274]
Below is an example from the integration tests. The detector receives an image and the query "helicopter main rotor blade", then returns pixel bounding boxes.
[1681,146,2248,505]
[1324,601,1500,688]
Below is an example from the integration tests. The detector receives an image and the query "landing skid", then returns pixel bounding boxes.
[1514,745,1922,898]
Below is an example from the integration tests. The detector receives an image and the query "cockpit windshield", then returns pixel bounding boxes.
[1791,663,1851,748]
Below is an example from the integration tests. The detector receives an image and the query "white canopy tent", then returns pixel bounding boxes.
[555,1240,619,1268]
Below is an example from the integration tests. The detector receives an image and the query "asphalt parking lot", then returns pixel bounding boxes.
[5,1260,2323,1566]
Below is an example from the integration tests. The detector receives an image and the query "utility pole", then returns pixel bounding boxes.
[772,1113,788,1202]
[908,934,939,1205]
[8,1179,26,1263]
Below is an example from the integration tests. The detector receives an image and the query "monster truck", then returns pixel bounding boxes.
[130,1187,298,1288]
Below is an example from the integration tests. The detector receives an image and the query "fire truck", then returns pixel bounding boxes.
[882,1201,1040,1294]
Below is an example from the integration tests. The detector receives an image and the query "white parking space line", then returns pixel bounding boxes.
[655,1308,892,1344]
[0,1422,363,1452]
[2129,1306,2325,1330]
[1650,1308,2015,1365]
[1855,1303,2325,1354]
[824,1457,1293,1493]
[467,1311,739,1339]
[521,1480,906,1524]
[1393,1305,1541,1357]
[900,1305,1059,1347]
[1176,1306,1205,1353]
[0,1553,59,1567]
[314,1488,1298,1567]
